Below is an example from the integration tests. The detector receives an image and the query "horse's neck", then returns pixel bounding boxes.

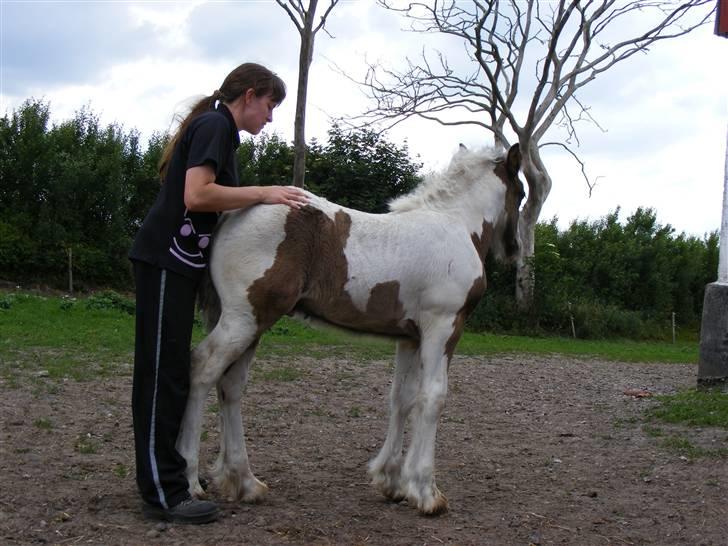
[417,182,500,237]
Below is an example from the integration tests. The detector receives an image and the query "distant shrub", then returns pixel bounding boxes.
[59,295,77,311]
[0,293,15,310]
[85,290,135,315]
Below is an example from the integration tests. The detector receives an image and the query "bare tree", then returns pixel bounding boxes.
[355,0,714,309]
[276,0,339,187]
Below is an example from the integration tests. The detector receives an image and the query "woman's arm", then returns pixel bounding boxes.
[184,165,309,212]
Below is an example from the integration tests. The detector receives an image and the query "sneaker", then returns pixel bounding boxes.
[142,497,219,524]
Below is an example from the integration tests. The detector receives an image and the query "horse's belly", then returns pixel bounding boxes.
[295,285,420,339]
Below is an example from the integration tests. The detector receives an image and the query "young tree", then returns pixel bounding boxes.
[276,0,339,187]
[356,0,714,309]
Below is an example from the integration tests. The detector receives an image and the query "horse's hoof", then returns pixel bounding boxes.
[240,477,268,503]
[189,481,208,499]
[409,484,448,516]
[416,495,449,516]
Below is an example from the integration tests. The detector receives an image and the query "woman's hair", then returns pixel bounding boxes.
[158,62,286,180]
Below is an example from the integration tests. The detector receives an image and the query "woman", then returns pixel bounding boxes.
[129,63,307,524]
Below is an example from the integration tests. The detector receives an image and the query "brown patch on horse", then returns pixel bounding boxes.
[493,145,524,259]
[471,221,494,265]
[444,276,486,363]
[246,206,331,334]
[248,205,418,339]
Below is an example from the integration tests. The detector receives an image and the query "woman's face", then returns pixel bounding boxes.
[240,91,278,135]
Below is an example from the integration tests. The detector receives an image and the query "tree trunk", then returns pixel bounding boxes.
[515,142,552,311]
[292,1,317,188]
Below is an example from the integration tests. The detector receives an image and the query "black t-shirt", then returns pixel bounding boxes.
[129,103,241,279]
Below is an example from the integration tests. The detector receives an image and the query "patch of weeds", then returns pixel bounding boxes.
[305,407,330,418]
[75,434,100,454]
[85,290,135,315]
[201,430,209,442]
[647,389,728,429]
[642,424,663,438]
[613,416,639,429]
[207,403,219,414]
[348,406,362,418]
[33,417,53,430]
[113,463,130,478]
[660,435,728,460]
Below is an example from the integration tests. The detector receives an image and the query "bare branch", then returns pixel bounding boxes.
[360,0,713,148]
[275,0,304,33]
[314,0,340,35]
[540,141,603,196]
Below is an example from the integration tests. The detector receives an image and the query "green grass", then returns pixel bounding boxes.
[644,389,728,459]
[0,290,699,385]
[456,333,698,363]
[0,292,135,382]
[647,389,728,429]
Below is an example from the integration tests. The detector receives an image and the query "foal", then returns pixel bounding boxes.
[177,144,524,515]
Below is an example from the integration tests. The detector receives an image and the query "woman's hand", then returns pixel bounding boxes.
[261,186,309,209]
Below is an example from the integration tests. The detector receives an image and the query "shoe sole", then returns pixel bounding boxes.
[142,504,219,525]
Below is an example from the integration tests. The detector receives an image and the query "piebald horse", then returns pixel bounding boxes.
[177,144,525,515]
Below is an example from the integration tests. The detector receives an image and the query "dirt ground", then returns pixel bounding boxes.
[2,353,727,545]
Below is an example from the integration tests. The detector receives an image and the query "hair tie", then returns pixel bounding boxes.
[211,90,223,109]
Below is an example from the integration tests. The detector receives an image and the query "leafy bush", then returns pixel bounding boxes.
[0,293,15,310]
[85,290,135,315]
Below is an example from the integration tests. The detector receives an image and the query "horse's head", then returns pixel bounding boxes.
[491,143,525,263]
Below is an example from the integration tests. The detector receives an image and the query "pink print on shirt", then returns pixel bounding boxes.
[169,212,211,269]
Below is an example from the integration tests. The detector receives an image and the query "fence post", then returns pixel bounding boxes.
[67,247,73,294]
[568,302,576,339]
[672,312,676,344]
[698,119,728,389]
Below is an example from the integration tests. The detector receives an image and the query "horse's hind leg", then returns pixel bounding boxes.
[210,340,268,502]
[401,318,453,515]
[369,338,421,502]
[176,317,256,499]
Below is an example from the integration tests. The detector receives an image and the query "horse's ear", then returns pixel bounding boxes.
[459,143,468,151]
[506,143,521,177]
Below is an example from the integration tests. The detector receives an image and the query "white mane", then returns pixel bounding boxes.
[388,146,505,213]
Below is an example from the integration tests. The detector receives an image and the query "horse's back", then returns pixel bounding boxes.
[209,195,483,334]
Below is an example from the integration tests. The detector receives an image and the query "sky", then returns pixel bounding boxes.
[1,0,727,238]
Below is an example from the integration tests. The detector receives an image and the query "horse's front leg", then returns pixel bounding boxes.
[210,341,268,503]
[369,338,420,502]
[401,318,454,516]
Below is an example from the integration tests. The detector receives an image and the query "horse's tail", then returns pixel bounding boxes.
[197,212,232,332]
[197,267,221,332]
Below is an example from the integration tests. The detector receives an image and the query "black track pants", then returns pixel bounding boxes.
[132,261,199,508]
